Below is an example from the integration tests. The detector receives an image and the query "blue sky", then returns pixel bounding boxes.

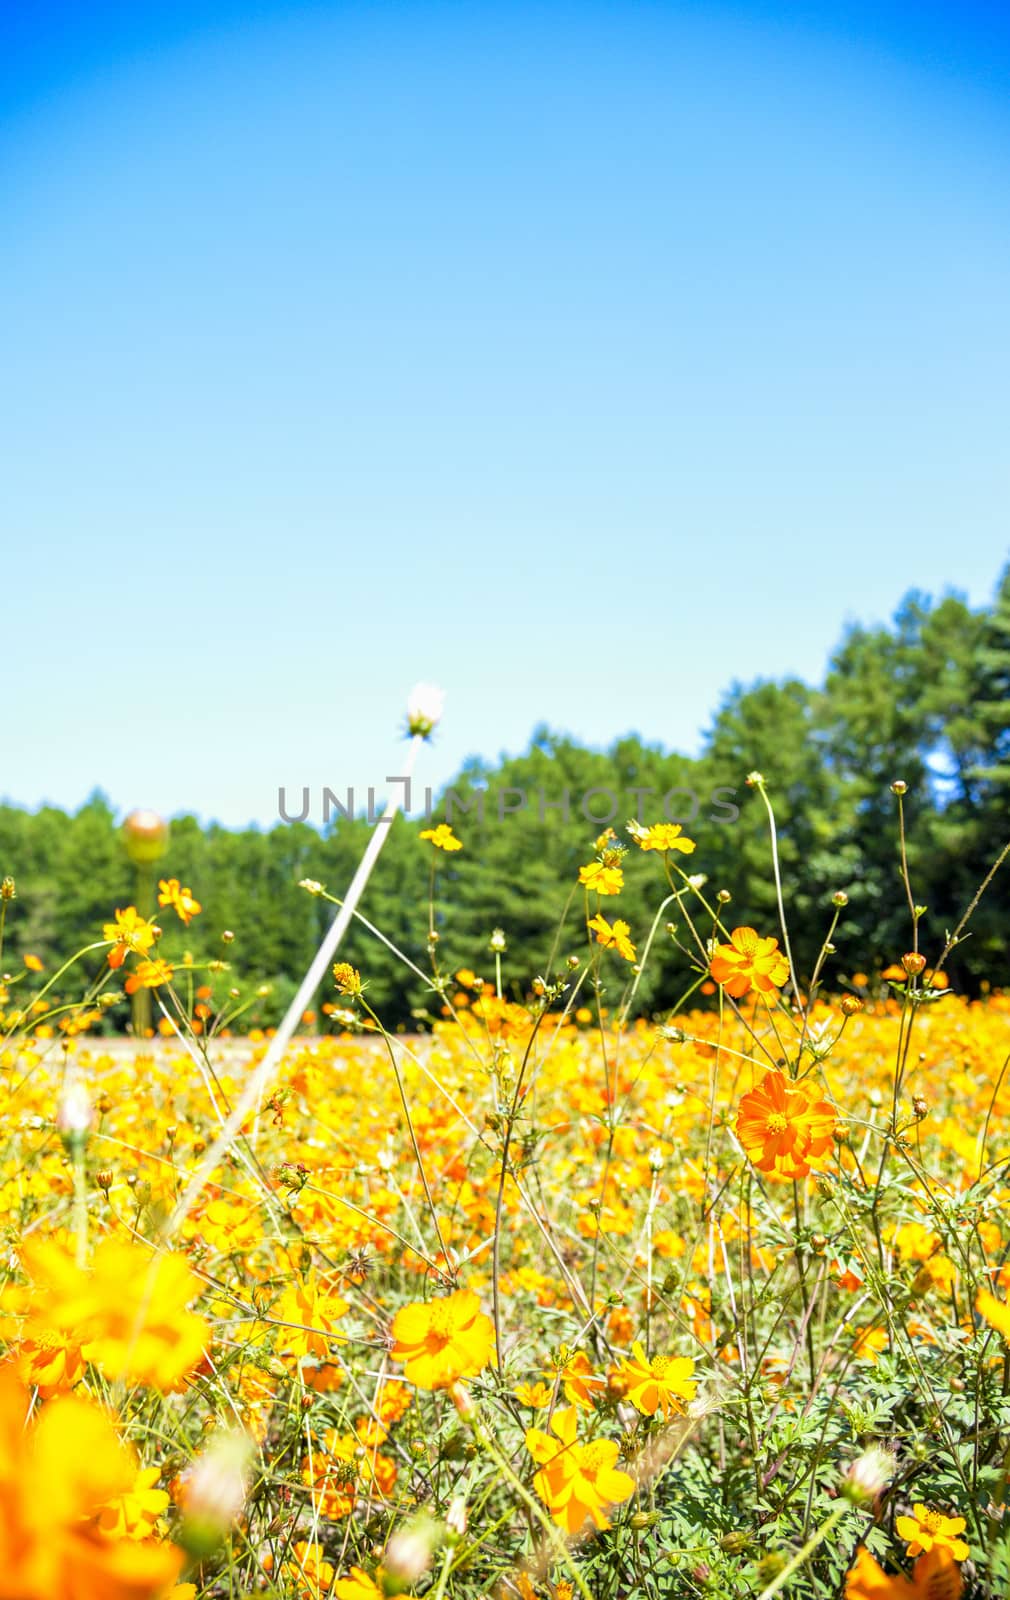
[3,1,1008,826]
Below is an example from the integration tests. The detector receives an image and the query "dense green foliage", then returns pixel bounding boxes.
[3,571,1007,1027]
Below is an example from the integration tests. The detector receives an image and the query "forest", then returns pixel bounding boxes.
[4,569,1008,1028]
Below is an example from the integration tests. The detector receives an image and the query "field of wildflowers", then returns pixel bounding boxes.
[2,736,1009,1600]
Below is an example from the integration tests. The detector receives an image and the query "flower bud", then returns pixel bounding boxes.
[445,1494,468,1541]
[178,1430,253,1559]
[122,809,169,864]
[841,1446,895,1504]
[384,1513,440,1587]
[901,952,927,977]
[832,891,849,907]
[840,995,862,1016]
[449,1381,477,1421]
[406,683,445,739]
[56,1073,93,1152]
[890,780,907,796]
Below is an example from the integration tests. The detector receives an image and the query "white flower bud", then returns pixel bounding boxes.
[385,1513,440,1582]
[842,1446,895,1504]
[56,1074,93,1149]
[180,1430,253,1556]
[406,682,445,738]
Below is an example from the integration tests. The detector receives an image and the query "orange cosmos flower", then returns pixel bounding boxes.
[587,914,636,962]
[525,1407,635,1535]
[390,1289,494,1389]
[616,1342,697,1418]
[419,824,463,852]
[895,1505,970,1562]
[0,1371,184,1600]
[845,1545,963,1599]
[556,1349,607,1410]
[578,862,624,896]
[270,1270,349,1363]
[124,958,174,995]
[157,879,202,926]
[735,1069,836,1180]
[281,1540,337,1599]
[103,907,159,970]
[709,926,790,997]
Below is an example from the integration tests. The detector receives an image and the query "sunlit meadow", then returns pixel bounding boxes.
[2,701,1009,1600]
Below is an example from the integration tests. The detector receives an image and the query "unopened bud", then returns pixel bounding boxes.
[912,1096,928,1121]
[890,780,907,796]
[840,995,863,1016]
[384,1513,440,1587]
[842,1446,895,1504]
[449,1381,477,1421]
[406,682,445,739]
[179,1430,253,1559]
[832,891,849,907]
[901,952,927,977]
[56,1074,93,1151]
[445,1495,467,1541]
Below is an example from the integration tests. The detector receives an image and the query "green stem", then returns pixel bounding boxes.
[755,1501,851,1600]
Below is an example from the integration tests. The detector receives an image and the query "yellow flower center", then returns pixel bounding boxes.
[922,1511,944,1533]
[427,1302,455,1340]
[579,1441,611,1474]
[765,1112,788,1135]
[650,1355,675,1377]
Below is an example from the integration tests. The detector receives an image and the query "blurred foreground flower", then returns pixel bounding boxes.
[0,1371,184,1600]
[7,1237,208,1392]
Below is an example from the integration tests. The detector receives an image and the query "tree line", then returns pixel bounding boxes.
[2,568,1007,1028]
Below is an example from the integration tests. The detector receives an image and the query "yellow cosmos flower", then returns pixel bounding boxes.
[96,1463,170,1541]
[0,1371,184,1600]
[17,1237,208,1393]
[616,1342,697,1418]
[390,1289,493,1389]
[270,1270,349,1363]
[334,1566,385,1600]
[631,822,696,855]
[977,1288,1010,1340]
[895,1504,970,1562]
[103,906,159,970]
[157,878,202,926]
[578,862,624,896]
[588,913,636,961]
[419,824,463,852]
[525,1407,635,1534]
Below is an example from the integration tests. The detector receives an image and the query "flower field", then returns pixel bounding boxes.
[1,789,1009,1600]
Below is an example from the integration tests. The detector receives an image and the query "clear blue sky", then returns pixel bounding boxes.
[3,1,1008,826]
